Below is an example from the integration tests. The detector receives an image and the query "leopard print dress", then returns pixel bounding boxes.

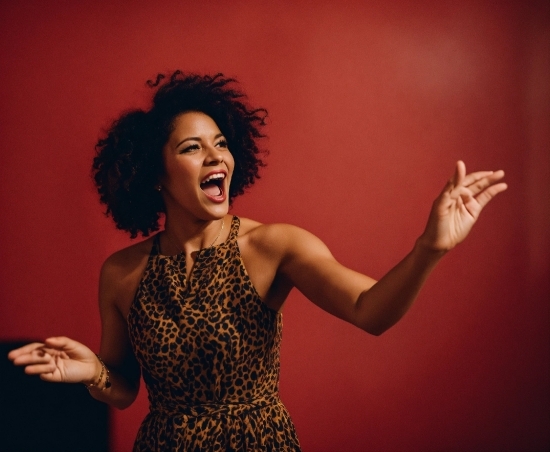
[128,216,301,451]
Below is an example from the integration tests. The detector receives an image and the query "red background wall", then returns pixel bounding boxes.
[1,1,548,451]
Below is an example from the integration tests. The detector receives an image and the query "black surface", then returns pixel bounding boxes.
[0,341,109,452]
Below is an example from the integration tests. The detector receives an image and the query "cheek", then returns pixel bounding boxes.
[226,153,236,172]
[166,159,200,180]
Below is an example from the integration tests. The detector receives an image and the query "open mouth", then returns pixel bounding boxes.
[200,172,226,198]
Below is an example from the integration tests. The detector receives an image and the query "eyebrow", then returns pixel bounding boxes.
[175,133,224,149]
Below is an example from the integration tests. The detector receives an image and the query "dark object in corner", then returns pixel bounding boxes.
[0,341,109,452]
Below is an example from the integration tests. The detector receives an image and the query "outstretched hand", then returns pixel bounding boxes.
[419,161,507,252]
[8,337,100,384]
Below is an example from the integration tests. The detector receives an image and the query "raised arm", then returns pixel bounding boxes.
[278,161,507,335]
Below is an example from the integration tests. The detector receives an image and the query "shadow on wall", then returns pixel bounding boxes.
[0,342,109,452]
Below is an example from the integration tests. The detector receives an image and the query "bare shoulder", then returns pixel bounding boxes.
[237,217,331,258]
[236,217,340,310]
[238,217,291,245]
[101,237,153,275]
[99,236,155,316]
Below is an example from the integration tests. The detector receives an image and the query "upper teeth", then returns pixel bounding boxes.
[202,173,225,183]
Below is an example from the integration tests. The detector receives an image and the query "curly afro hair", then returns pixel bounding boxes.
[92,71,268,238]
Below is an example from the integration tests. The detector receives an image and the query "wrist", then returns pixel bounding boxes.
[414,236,448,261]
[83,355,111,390]
[82,356,102,386]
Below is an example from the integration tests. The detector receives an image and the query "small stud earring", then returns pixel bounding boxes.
[155,185,162,192]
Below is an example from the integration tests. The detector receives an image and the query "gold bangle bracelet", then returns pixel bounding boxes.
[84,354,110,391]
[96,355,111,390]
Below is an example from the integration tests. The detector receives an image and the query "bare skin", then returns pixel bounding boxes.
[8,111,508,410]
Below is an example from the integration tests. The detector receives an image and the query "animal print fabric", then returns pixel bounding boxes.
[128,216,301,451]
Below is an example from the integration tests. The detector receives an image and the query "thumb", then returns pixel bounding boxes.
[43,336,91,358]
[454,160,466,186]
[44,336,75,350]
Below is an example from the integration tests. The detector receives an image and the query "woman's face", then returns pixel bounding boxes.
[159,111,234,221]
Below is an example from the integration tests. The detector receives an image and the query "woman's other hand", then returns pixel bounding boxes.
[8,337,101,385]
[418,161,507,252]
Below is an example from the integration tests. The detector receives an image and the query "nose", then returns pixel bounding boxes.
[205,144,224,166]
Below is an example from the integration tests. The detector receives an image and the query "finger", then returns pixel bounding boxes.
[23,363,57,376]
[461,170,496,188]
[455,185,474,204]
[31,347,70,362]
[441,160,464,193]
[11,351,53,366]
[44,336,94,362]
[462,172,504,198]
[449,185,480,217]
[464,172,505,202]
[8,343,45,360]
[44,336,85,350]
[455,160,466,187]
[43,336,78,352]
[474,182,508,208]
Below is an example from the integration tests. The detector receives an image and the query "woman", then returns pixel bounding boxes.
[8,71,507,451]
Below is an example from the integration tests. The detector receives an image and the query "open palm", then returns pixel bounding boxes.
[8,336,99,384]
[420,161,507,252]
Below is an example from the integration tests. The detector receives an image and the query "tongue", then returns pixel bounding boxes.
[201,182,221,197]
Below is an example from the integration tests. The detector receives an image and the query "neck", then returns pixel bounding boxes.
[163,216,226,255]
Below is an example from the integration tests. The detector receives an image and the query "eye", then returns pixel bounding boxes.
[180,143,201,154]
[216,139,228,148]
